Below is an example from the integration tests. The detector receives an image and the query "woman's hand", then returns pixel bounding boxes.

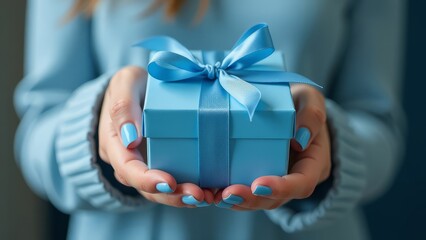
[98,66,214,208]
[214,85,331,210]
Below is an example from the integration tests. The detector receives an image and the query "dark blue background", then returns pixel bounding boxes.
[364,1,426,239]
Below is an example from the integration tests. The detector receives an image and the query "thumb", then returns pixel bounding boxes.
[291,85,326,151]
[108,66,147,149]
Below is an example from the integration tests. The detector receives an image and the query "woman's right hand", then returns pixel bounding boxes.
[98,66,213,207]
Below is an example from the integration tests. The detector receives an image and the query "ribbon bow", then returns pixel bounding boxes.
[134,23,320,121]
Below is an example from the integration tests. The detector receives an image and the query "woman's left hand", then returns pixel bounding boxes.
[214,85,331,210]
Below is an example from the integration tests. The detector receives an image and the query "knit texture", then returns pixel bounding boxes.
[265,100,366,232]
[56,73,148,211]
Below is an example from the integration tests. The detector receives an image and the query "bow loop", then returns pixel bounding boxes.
[134,23,321,119]
[221,23,275,70]
[148,51,205,81]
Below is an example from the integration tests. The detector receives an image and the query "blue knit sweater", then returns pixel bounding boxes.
[14,0,406,239]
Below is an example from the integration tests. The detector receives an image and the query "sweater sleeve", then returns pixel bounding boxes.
[14,0,149,213]
[264,0,406,232]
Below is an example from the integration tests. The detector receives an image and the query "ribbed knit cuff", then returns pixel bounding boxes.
[264,99,367,232]
[55,72,149,211]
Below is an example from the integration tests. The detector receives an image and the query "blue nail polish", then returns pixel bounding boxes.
[156,183,173,193]
[253,185,272,196]
[182,195,201,205]
[216,200,233,209]
[196,201,211,207]
[295,127,311,150]
[223,194,244,205]
[121,123,138,148]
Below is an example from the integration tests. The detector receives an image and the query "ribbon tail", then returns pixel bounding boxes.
[218,71,261,121]
[231,70,323,89]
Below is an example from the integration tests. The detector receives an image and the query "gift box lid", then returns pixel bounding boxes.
[143,51,295,139]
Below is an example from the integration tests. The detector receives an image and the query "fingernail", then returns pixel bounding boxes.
[295,127,311,150]
[223,194,244,205]
[121,123,138,148]
[215,200,233,209]
[182,195,201,205]
[156,183,173,193]
[196,201,211,207]
[253,185,272,196]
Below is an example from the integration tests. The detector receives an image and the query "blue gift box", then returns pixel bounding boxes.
[143,51,295,187]
[137,23,319,188]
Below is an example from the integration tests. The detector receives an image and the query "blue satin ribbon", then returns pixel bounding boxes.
[134,23,320,120]
[135,23,321,187]
[198,51,229,188]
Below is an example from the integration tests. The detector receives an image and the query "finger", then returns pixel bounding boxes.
[108,66,147,149]
[291,84,326,151]
[107,132,177,194]
[213,189,234,209]
[252,151,323,200]
[199,188,215,206]
[221,184,279,210]
[142,183,205,208]
[98,93,115,164]
[252,170,317,201]
[214,188,271,211]
[114,171,130,187]
[185,188,215,207]
[178,183,206,206]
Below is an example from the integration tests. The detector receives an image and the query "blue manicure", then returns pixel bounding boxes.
[121,123,138,148]
[253,185,272,196]
[223,194,244,205]
[196,201,211,207]
[182,195,201,205]
[156,183,173,193]
[216,200,233,209]
[295,127,311,150]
